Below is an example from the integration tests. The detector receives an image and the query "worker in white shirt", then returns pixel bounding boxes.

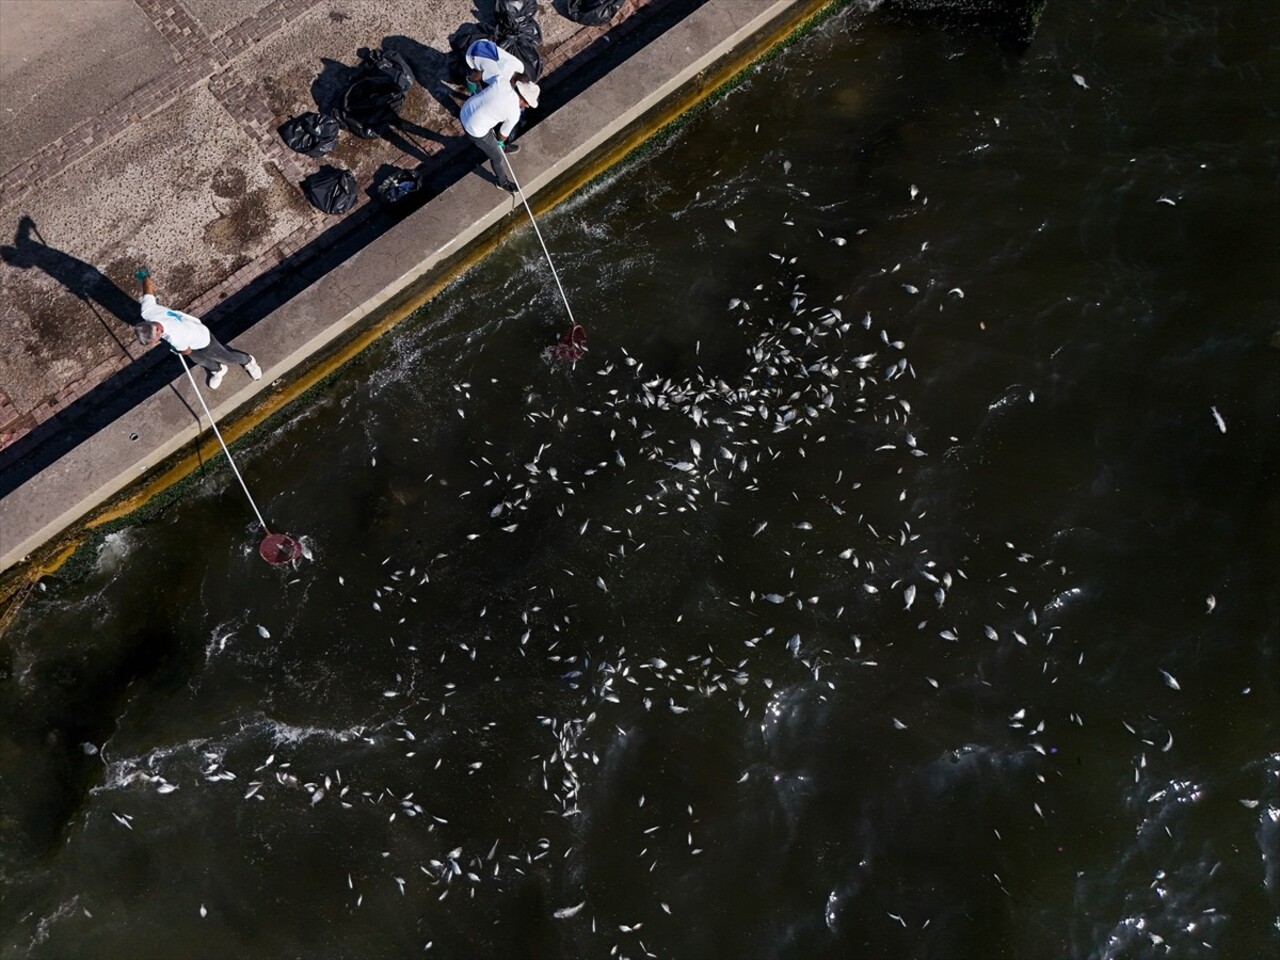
[464,39,525,94]
[132,270,261,390]
[459,73,540,193]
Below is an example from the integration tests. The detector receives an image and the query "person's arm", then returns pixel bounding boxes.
[142,276,156,297]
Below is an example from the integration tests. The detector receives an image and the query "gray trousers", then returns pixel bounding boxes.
[189,334,251,372]
[468,129,515,190]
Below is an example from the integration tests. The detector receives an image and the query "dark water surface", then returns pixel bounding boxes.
[3,2,1278,958]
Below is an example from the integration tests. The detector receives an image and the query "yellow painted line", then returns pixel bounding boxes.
[0,0,834,608]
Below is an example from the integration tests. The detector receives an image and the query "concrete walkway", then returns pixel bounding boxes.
[0,0,825,584]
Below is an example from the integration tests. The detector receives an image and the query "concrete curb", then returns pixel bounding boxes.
[0,0,821,576]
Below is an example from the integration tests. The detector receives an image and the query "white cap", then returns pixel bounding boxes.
[515,78,540,108]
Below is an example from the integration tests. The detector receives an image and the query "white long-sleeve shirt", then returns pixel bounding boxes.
[460,79,522,140]
[466,39,525,86]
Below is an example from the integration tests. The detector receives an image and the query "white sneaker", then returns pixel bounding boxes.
[207,364,228,390]
[244,357,262,380]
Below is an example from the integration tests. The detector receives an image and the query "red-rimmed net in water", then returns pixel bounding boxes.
[259,533,303,565]
[549,323,587,363]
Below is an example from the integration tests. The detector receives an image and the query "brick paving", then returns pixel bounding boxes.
[0,0,677,455]
[135,0,229,68]
[211,0,326,59]
[206,67,315,185]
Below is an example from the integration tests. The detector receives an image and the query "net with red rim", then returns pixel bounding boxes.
[551,323,587,362]
[259,533,303,565]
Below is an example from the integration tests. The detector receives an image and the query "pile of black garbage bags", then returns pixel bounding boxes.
[280,46,415,215]
[449,0,544,86]
[280,0,627,215]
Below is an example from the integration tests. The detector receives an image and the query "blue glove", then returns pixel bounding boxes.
[135,268,150,281]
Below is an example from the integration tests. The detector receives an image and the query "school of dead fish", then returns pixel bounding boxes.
[79,158,1244,958]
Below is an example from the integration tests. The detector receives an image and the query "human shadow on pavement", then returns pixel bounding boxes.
[384,118,449,166]
[310,50,448,165]
[1,216,138,330]
[382,34,466,119]
[310,57,364,115]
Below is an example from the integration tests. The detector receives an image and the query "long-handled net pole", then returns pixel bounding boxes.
[177,353,272,535]
[504,155,579,330]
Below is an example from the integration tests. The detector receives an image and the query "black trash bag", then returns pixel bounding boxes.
[496,0,539,31]
[338,74,403,138]
[566,0,626,26]
[448,23,496,84]
[496,13,543,81]
[496,30,543,82]
[497,10,542,47]
[338,47,414,139]
[360,47,414,93]
[376,168,424,203]
[279,112,340,157]
[302,165,357,214]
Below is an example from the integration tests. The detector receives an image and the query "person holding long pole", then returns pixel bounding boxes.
[459,72,540,193]
[131,267,301,565]
[132,269,261,389]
